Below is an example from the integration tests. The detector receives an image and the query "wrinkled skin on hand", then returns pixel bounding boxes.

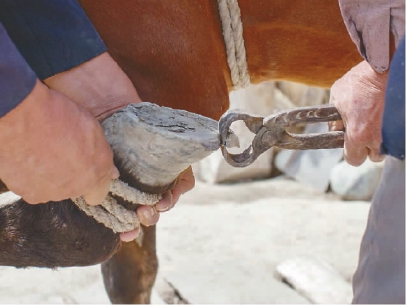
[329,60,388,166]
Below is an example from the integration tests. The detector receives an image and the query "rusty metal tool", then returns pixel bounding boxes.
[219,104,345,167]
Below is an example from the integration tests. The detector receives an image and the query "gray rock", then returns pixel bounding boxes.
[330,159,385,201]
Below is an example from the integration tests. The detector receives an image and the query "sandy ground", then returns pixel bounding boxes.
[0,176,370,304]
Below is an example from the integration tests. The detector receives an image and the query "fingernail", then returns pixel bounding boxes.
[112,167,120,179]
[156,202,170,212]
[142,207,156,219]
[120,228,140,242]
[155,192,172,212]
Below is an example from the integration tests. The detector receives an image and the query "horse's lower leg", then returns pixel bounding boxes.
[0,198,120,268]
[101,225,158,304]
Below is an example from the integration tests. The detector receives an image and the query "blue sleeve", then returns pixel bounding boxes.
[380,35,405,160]
[0,0,107,80]
[0,23,37,118]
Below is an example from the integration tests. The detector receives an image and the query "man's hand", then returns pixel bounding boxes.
[0,80,119,205]
[329,60,388,166]
[119,166,195,242]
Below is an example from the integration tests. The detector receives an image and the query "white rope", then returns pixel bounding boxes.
[72,179,161,233]
[217,0,250,90]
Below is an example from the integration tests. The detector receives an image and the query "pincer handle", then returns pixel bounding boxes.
[267,130,344,150]
[263,104,342,128]
[262,104,344,150]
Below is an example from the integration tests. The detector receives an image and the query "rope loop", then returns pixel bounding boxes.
[73,180,161,233]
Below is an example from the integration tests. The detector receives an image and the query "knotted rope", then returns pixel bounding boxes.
[73,180,161,233]
[217,0,250,89]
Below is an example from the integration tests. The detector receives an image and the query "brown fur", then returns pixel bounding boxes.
[0,1,362,303]
[101,226,158,304]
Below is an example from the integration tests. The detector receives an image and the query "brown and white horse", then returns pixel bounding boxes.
[0,1,362,303]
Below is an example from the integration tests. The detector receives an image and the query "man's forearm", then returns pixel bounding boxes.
[44,52,142,121]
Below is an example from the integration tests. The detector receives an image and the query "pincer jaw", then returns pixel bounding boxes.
[222,129,240,148]
[218,110,267,167]
[219,110,264,149]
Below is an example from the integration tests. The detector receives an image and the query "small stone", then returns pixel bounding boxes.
[329,159,385,201]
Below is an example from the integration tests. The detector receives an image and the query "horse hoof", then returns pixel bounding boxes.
[102,102,220,194]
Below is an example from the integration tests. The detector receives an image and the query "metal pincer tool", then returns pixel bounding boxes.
[219,104,344,167]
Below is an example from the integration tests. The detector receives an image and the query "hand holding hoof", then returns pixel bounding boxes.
[75,103,218,239]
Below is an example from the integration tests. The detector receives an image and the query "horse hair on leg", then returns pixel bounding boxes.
[102,225,158,304]
[0,198,120,268]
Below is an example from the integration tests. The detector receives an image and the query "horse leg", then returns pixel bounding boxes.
[101,225,158,304]
[0,198,120,268]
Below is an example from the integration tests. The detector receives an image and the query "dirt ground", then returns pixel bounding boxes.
[0,176,370,304]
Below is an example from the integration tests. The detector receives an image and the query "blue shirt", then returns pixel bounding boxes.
[0,0,107,117]
[380,36,405,160]
[0,24,36,117]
